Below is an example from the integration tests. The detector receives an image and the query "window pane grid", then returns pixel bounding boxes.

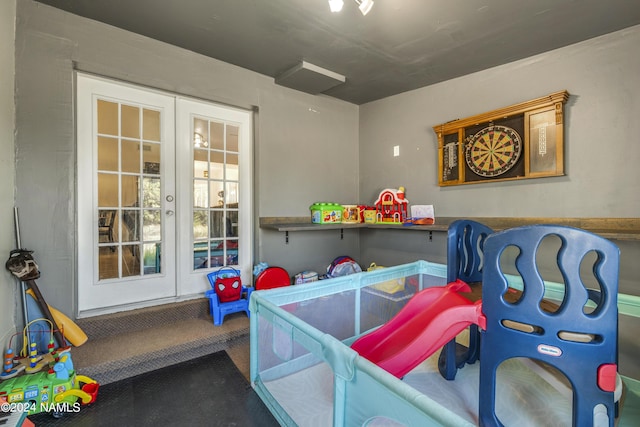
[97,99,163,281]
[192,118,240,270]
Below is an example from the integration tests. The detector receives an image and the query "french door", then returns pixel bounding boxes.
[175,98,252,296]
[76,73,252,315]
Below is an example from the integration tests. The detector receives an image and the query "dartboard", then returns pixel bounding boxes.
[465,125,522,177]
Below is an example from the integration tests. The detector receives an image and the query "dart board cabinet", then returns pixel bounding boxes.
[434,90,569,186]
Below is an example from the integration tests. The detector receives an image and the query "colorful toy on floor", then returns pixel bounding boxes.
[1,323,99,418]
[294,270,319,284]
[1,319,62,381]
[2,349,23,380]
[255,267,291,290]
[326,256,361,278]
[0,348,99,417]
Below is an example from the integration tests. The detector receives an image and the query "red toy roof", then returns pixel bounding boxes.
[374,189,409,205]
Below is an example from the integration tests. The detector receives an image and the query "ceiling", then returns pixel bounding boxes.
[35,0,640,105]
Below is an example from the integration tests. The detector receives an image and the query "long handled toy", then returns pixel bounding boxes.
[24,288,88,346]
[5,249,67,348]
[7,207,87,348]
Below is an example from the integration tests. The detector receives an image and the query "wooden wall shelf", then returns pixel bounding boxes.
[260,217,640,241]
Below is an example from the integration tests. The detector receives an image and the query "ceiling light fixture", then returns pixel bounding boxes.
[356,0,374,15]
[328,0,344,12]
[194,132,208,148]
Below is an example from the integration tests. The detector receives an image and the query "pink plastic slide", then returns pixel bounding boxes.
[351,279,486,378]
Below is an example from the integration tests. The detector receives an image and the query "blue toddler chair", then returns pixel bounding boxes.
[206,268,253,326]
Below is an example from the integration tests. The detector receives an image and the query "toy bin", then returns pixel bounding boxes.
[310,202,343,224]
[342,205,361,223]
[249,260,640,426]
[363,208,376,224]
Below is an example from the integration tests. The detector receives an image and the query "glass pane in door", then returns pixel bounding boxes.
[78,73,178,313]
[96,99,164,280]
[192,117,241,270]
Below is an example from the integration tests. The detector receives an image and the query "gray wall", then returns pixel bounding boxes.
[358,24,640,290]
[12,0,359,319]
[1,0,17,347]
[254,91,360,275]
[359,27,640,218]
[359,26,640,377]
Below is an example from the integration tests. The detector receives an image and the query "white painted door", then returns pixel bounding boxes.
[76,74,253,316]
[77,74,177,313]
[176,98,253,295]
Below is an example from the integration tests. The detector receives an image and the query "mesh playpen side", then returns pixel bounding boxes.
[249,261,474,426]
[249,260,640,427]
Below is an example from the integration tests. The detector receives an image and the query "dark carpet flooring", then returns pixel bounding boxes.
[28,351,279,426]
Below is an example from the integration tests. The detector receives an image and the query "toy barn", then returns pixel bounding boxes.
[374,187,408,224]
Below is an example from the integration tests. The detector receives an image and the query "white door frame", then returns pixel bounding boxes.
[76,73,253,317]
[176,97,253,296]
[77,73,177,316]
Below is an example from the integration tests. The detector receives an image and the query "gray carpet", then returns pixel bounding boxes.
[71,299,251,386]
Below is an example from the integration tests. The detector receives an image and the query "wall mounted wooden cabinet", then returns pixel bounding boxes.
[434,90,570,186]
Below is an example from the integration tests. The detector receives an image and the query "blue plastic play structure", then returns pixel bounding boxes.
[479,225,620,427]
[206,269,252,326]
[439,219,493,380]
[250,252,639,426]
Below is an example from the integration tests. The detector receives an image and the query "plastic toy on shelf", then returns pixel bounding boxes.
[374,187,408,224]
[309,202,343,224]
